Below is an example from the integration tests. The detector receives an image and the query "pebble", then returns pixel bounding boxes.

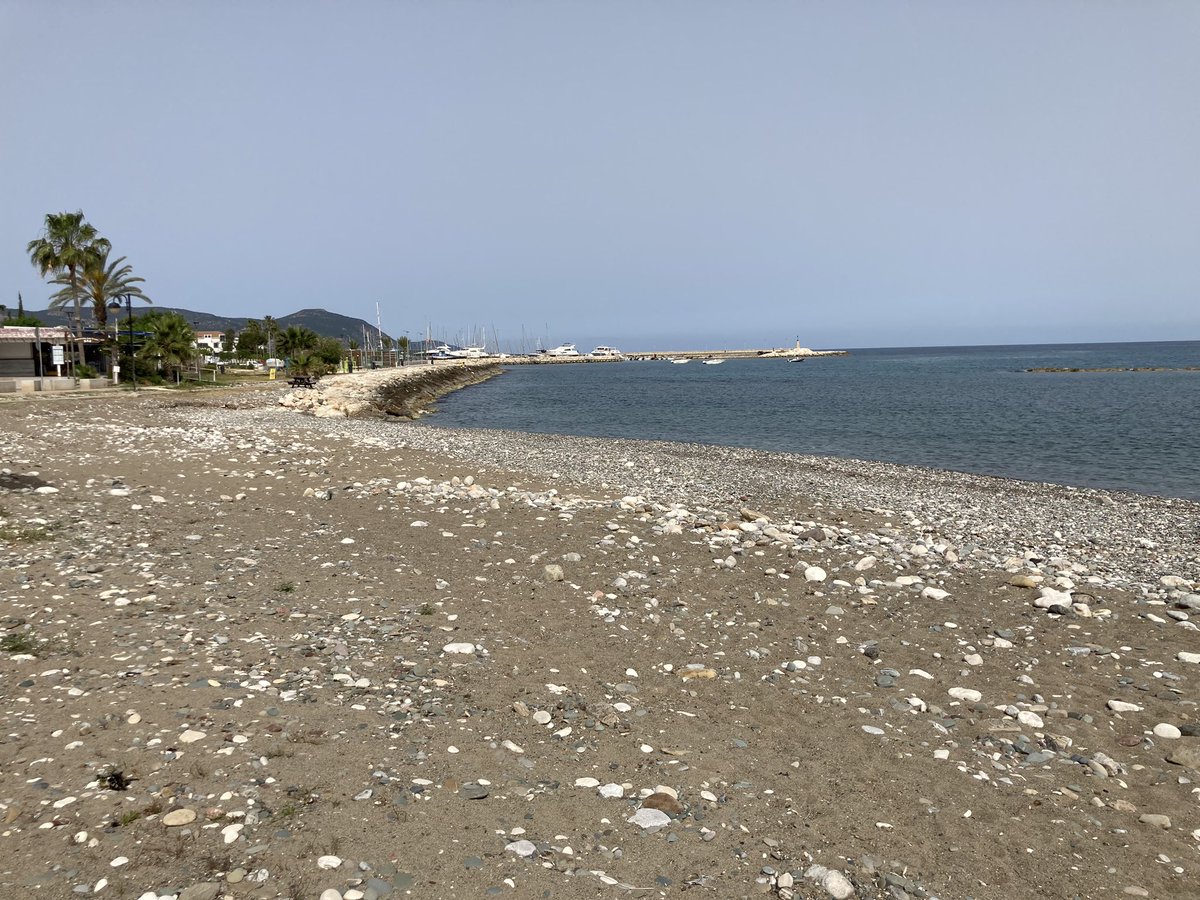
[1107,700,1143,713]
[628,807,672,829]
[162,809,197,827]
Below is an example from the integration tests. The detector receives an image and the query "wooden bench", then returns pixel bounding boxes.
[287,375,319,389]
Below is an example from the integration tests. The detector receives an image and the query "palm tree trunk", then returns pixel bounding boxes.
[69,264,83,368]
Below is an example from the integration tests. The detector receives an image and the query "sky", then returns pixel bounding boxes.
[2,2,1198,351]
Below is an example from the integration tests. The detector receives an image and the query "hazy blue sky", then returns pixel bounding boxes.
[2,2,1197,350]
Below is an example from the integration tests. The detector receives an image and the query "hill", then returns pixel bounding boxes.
[25,306,391,341]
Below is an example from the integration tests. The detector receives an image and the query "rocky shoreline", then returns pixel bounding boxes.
[278,363,502,419]
[0,385,1198,900]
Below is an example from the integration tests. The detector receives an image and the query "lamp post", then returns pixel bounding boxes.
[108,296,137,392]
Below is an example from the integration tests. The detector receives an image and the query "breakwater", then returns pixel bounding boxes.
[278,362,502,418]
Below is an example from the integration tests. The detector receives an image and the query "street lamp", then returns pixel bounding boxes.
[107,296,137,392]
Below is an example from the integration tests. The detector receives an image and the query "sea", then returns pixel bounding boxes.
[427,341,1200,502]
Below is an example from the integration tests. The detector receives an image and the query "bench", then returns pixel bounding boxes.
[287,375,319,389]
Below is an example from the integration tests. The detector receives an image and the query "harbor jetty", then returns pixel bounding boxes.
[278,361,501,418]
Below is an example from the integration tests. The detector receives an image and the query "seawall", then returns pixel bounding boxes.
[279,362,501,418]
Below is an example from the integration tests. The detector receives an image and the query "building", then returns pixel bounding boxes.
[0,325,108,392]
[194,330,226,355]
[0,326,72,377]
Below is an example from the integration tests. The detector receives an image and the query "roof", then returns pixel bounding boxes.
[0,326,73,343]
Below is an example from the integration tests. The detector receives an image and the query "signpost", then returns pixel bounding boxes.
[52,344,64,377]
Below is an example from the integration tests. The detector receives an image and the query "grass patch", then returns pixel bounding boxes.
[419,602,435,616]
[115,810,143,827]
[0,523,57,543]
[276,581,296,594]
[0,633,39,655]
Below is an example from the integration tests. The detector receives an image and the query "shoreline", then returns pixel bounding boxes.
[269,366,1198,585]
[1,388,1198,899]
[259,402,1200,588]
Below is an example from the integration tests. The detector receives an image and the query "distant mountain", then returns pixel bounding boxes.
[26,306,391,341]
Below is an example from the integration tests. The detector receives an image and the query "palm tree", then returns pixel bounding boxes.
[278,325,319,362]
[27,212,110,357]
[48,249,151,329]
[138,312,195,384]
[262,316,280,361]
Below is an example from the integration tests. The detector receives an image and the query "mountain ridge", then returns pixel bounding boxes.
[23,306,392,342]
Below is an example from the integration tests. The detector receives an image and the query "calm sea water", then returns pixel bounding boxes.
[427,342,1200,501]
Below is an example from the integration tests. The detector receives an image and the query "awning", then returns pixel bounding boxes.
[0,326,73,343]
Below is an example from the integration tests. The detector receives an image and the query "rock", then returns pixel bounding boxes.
[442,642,476,654]
[1034,587,1072,609]
[1177,651,1200,664]
[321,891,344,900]
[1106,700,1143,713]
[178,729,206,744]
[1017,711,1044,729]
[628,807,672,829]
[162,808,197,827]
[461,783,489,800]
[598,783,624,798]
[921,587,950,601]
[1138,814,1171,829]
[543,564,565,582]
[804,566,827,583]
[505,840,537,857]
[948,687,982,703]
[1009,574,1043,588]
[1153,723,1181,739]
[178,885,221,900]
[1166,745,1200,769]
[317,855,342,869]
[805,865,855,899]
[641,792,684,816]
[820,870,855,898]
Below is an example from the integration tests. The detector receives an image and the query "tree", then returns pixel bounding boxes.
[222,328,236,354]
[262,316,280,360]
[27,212,110,356]
[397,335,410,359]
[138,311,195,384]
[237,319,266,359]
[48,249,151,330]
[278,325,319,361]
[5,293,42,326]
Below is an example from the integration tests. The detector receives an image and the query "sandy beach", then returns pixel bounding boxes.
[1,371,1198,900]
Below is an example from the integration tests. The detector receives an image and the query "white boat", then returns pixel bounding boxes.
[590,345,623,358]
[702,358,725,365]
[447,345,488,359]
[430,344,453,359]
[546,343,580,357]
[670,357,690,364]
